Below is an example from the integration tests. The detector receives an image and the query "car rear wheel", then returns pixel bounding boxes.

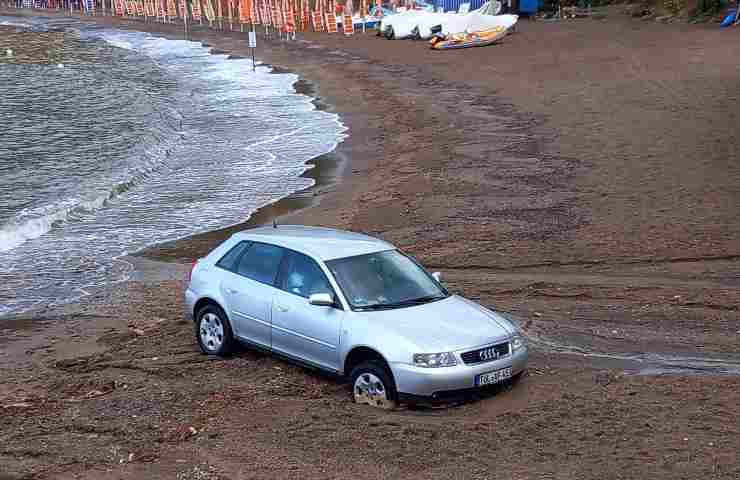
[350,361,398,410]
[196,304,236,356]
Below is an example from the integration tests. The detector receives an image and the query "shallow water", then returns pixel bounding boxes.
[0,16,346,316]
[527,329,740,376]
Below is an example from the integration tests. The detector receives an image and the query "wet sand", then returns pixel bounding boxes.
[1,7,739,479]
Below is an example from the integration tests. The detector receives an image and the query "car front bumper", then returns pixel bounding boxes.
[390,346,528,399]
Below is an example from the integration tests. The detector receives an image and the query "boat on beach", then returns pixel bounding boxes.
[429,25,507,49]
[378,1,517,43]
[429,11,516,49]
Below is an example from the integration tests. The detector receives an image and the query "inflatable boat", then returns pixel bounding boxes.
[430,26,507,50]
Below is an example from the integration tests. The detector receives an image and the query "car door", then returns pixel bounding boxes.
[271,250,343,371]
[219,241,285,348]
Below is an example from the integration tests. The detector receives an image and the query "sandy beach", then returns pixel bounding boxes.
[1,7,739,479]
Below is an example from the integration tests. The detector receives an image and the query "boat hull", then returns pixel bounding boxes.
[430,27,507,50]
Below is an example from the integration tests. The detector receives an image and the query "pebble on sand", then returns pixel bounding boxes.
[5,49,12,57]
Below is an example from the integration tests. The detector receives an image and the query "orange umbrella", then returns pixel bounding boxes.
[239,0,248,22]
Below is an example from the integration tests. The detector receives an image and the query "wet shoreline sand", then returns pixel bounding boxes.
[1,7,739,479]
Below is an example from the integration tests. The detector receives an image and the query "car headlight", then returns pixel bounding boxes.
[511,334,527,351]
[413,352,457,368]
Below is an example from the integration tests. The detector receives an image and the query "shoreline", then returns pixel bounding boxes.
[134,73,349,263]
[0,12,351,314]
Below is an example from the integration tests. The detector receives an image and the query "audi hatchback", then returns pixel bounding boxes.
[185,225,528,408]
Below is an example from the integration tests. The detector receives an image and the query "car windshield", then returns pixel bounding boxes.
[326,250,448,311]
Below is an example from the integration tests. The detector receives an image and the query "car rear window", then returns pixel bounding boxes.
[235,242,285,286]
[216,241,251,272]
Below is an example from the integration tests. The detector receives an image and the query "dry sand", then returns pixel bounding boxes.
[1,8,739,479]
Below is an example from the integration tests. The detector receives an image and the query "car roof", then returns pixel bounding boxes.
[233,225,395,261]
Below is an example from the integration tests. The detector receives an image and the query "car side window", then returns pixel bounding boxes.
[216,241,251,272]
[282,251,334,300]
[235,242,285,286]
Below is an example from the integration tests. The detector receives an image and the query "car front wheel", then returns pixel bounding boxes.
[196,304,236,356]
[350,361,398,410]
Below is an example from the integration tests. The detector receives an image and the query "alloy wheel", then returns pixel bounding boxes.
[353,372,394,409]
[199,312,224,352]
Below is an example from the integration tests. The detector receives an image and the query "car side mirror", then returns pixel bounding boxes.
[432,272,442,282]
[309,293,335,307]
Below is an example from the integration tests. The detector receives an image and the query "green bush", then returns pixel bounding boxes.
[696,0,721,14]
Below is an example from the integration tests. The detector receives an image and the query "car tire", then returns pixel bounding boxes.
[195,304,236,357]
[349,361,398,410]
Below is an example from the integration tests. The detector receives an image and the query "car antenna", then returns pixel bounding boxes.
[273,219,277,229]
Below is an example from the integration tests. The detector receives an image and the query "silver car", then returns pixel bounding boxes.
[185,225,528,408]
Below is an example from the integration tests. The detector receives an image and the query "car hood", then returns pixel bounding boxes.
[355,295,517,353]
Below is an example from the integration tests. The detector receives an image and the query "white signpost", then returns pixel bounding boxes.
[248,30,257,71]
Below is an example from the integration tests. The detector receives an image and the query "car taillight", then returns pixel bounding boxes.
[186,259,198,283]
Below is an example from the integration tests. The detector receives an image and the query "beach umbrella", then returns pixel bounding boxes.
[228,0,235,29]
[239,0,248,23]
[203,0,216,21]
[192,0,203,21]
[303,0,310,29]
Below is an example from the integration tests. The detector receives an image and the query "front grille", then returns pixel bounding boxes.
[461,342,510,365]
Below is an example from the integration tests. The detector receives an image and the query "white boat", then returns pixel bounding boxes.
[378,1,516,40]
[351,14,382,29]
[379,9,435,39]
[443,12,518,38]
[416,13,456,39]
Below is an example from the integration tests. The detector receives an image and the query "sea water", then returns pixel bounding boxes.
[0,16,346,316]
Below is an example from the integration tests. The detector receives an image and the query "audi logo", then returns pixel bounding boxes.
[479,347,500,361]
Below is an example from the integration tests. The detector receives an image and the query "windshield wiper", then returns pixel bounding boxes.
[399,294,448,305]
[354,303,400,311]
[355,294,447,311]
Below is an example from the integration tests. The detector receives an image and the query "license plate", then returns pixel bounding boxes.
[476,367,512,386]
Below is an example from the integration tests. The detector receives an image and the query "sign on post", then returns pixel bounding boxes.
[248,30,257,71]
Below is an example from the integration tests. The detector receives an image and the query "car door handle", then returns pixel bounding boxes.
[225,288,238,295]
[276,304,289,313]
